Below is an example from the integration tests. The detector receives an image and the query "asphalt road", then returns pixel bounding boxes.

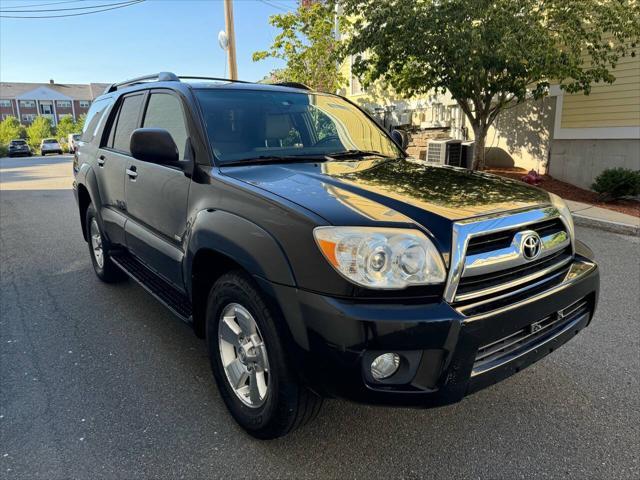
[1,155,639,479]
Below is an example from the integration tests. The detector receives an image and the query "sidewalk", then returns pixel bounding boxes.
[567,200,640,236]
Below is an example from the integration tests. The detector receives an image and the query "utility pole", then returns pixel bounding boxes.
[223,0,238,80]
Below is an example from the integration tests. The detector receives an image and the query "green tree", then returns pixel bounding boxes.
[55,116,76,145]
[26,116,53,150]
[75,113,87,134]
[341,0,640,169]
[0,116,26,146]
[253,0,345,92]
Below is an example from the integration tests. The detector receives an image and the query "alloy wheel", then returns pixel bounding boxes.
[218,303,270,408]
[90,218,104,268]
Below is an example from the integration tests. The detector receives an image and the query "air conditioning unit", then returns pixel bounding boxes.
[421,139,463,166]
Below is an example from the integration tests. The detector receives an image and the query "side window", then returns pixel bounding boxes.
[109,94,144,154]
[142,93,189,160]
[81,97,111,143]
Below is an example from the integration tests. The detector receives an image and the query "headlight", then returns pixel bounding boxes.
[548,193,575,249]
[313,226,446,289]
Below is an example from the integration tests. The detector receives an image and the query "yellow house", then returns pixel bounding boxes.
[339,53,640,190]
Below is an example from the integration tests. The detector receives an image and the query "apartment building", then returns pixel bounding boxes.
[0,80,110,126]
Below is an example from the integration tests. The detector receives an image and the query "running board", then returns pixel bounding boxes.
[111,253,192,323]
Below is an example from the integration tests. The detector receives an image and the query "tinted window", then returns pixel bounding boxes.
[142,93,189,160]
[81,97,112,143]
[11,140,26,145]
[111,94,144,154]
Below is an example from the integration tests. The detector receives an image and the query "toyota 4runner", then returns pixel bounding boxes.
[73,72,599,439]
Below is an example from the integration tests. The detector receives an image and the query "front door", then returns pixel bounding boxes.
[124,90,191,290]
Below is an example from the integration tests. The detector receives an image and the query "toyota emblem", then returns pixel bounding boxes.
[521,231,542,260]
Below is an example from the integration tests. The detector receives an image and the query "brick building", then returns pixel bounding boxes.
[0,80,110,126]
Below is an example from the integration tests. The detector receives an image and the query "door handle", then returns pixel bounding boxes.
[97,156,105,167]
[126,166,138,179]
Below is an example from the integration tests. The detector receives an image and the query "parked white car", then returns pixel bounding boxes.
[40,138,63,156]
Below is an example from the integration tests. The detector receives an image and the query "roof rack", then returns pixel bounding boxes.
[104,72,179,93]
[272,81,311,90]
[104,72,252,94]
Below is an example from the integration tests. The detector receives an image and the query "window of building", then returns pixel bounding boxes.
[79,100,91,108]
[0,100,11,108]
[19,100,35,108]
[56,100,71,108]
[107,94,144,153]
[142,93,189,160]
[22,114,36,122]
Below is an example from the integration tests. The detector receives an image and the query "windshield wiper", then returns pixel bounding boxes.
[325,149,393,160]
[221,155,329,167]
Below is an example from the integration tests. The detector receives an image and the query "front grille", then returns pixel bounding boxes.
[472,297,591,374]
[453,217,572,309]
[466,218,565,256]
[456,247,572,298]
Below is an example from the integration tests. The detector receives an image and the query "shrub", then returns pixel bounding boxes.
[26,116,53,150]
[591,168,640,200]
[55,116,77,145]
[0,144,8,158]
[0,116,26,146]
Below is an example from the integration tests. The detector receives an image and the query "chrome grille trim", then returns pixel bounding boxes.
[456,265,569,315]
[462,230,569,278]
[454,255,573,303]
[444,206,572,304]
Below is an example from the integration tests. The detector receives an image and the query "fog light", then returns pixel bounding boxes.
[370,353,400,380]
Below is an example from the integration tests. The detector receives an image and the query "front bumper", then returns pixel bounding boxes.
[261,248,599,407]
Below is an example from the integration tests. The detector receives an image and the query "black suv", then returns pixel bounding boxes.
[7,139,31,157]
[73,72,599,439]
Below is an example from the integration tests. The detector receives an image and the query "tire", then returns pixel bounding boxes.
[206,271,322,439]
[85,204,127,283]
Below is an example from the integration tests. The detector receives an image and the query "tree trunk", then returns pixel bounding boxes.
[472,124,488,171]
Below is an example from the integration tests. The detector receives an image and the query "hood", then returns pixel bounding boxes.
[222,158,551,255]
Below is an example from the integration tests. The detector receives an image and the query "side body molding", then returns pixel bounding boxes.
[184,209,297,296]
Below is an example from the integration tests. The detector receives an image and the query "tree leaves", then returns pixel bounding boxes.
[252,1,345,92]
[340,0,639,169]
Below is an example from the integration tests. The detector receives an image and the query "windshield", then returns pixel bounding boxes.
[43,139,57,144]
[195,89,403,164]
[11,140,26,145]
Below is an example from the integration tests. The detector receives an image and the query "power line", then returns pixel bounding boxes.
[0,0,144,18]
[259,0,289,13]
[0,0,141,13]
[0,0,87,10]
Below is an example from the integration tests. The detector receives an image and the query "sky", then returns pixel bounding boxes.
[0,0,297,84]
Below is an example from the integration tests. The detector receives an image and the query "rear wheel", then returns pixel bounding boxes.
[206,271,322,439]
[85,205,126,283]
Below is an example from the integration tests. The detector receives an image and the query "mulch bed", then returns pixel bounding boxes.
[486,167,640,219]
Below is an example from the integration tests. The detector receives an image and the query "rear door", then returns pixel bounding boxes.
[94,92,145,245]
[124,90,192,290]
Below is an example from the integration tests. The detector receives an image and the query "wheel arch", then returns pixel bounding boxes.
[185,209,297,338]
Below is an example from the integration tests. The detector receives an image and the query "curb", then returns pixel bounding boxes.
[572,213,639,236]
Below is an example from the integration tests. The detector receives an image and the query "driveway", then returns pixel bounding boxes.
[1,155,639,479]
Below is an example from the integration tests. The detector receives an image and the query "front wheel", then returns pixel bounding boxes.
[85,205,126,283]
[206,271,322,439]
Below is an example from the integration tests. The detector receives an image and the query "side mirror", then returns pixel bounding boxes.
[391,129,409,150]
[130,128,179,165]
